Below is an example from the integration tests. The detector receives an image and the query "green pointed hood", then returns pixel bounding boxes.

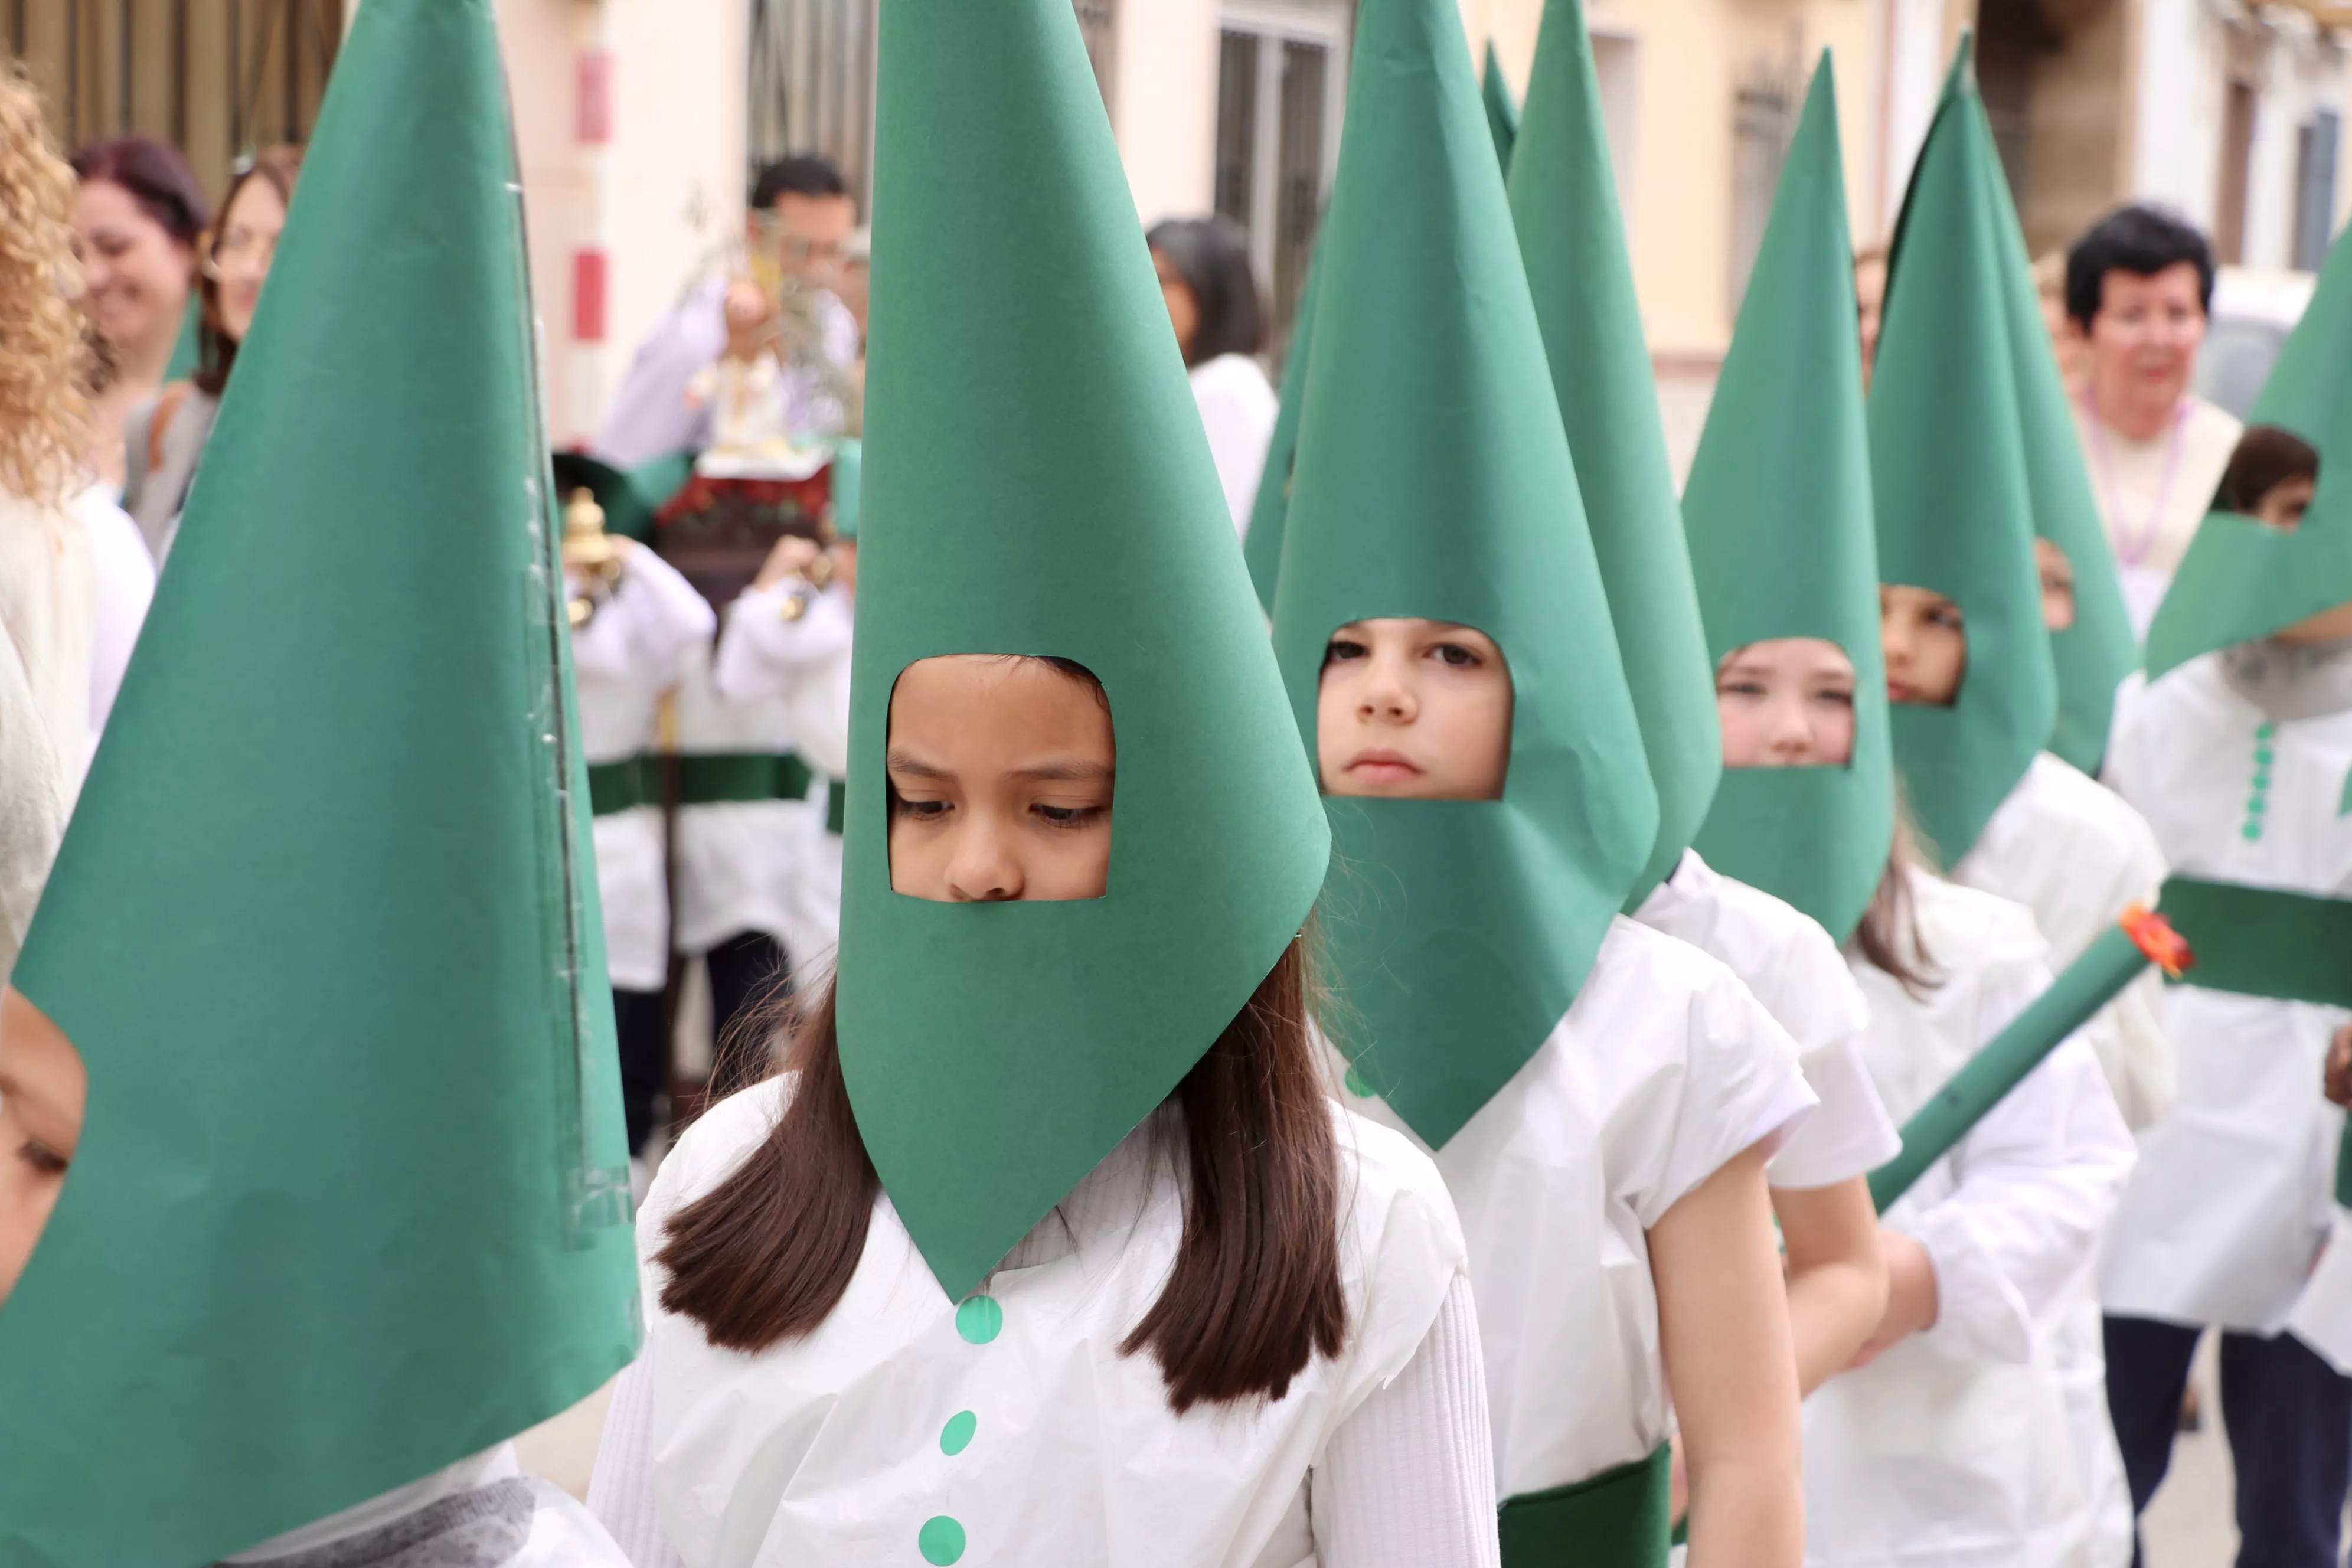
[828,436,862,539]
[0,2,638,1558]
[1482,42,1520,174]
[1510,0,1721,907]
[2145,221,2352,676]
[1243,250,1319,608]
[1868,45,2057,867]
[840,0,1329,1299]
[1269,0,1656,1147]
[1961,93,2138,770]
[1683,57,1893,941]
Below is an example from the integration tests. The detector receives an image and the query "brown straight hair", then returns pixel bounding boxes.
[656,935,1348,1413]
[1853,797,1942,997]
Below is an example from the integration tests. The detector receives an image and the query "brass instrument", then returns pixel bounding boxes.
[563,488,625,629]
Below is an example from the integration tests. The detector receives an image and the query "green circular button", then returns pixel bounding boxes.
[940,1409,976,1456]
[2248,795,2268,814]
[2256,747,2275,766]
[919,1516,966,1565]
[2253,770,2272,790]
[2258,722,2277,739]
[955,1296,1003,1345]
[2243,822,2265,841]
[1342,1066,1372,1099]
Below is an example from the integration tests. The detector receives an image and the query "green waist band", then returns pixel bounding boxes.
[589,753,845,834]
[2157,876,2352,1010]
[1498,1443,1671,1568]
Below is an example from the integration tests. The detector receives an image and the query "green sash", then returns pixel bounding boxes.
[2157,877,2352,1010]
[585,756,654,818]
[1498,1443,1672,1568]
[675,751,815,809]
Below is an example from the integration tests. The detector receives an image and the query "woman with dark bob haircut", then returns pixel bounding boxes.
[1151,215,1278,537]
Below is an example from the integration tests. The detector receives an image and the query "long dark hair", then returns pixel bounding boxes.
[657,938,1348,1413]
[1147,215,1265,367]
[194,145,303,396]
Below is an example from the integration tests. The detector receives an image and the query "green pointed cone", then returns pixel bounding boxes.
[1962,103,2138,772]
[1269,0,1656,1147]
[1510,0,1721,909]
[1683,58,1893,942]
[2145,223,2352,675]
[1868,48,2057,867]
[842,0,1329,1298]
[0,2,638,1559]
[1243,248,1319,608]
[1482,41,1520,174]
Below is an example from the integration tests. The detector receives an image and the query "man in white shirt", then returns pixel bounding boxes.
[2064,206,2242,634]
[594,156,861,468]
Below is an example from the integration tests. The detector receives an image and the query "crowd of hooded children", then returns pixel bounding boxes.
[4,1,2352,1566]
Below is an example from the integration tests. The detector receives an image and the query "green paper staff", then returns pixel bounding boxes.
[1682,56,1893,942]
[1268,0,1655,1148]
[0,1,639,1557]
[1872,907,2189,1209]
[2147,219,2352,676]
[840,0,1329,1299]
[1510,0,1721,909]
[1869,44,2058,868]
[1483,41,1521,174]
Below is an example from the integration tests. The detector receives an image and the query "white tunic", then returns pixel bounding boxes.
[1187,353,1279,538]
[2099,657,2352,1333]
[0,488,96,797]
[1342,916,1817,1497]
[221,1445,635,1566]
[1634,849,1902,1191]
[573,548,716,992]
[1954,752,2174,1132]
[69,482,152,749]
[1802,871,2136,1568]
[1950,756,2164,1568]
[2068,394,2240,634]
[615,1077,1487,1568]
[668,636,822,962]
[711,580,852,966]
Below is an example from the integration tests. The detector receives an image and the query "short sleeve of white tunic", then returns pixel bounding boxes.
[1342,914,1815,1498]
[623,1077,1476,1568]
[1635,850,1900,1190]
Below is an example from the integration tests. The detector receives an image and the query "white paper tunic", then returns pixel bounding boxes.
[573,550,716,992]
[1954,752,2174,1132]
[1185,352,1279,538]
[2099,658,2352,1333]
[1341,916,1817,1498]
[629,1079,1474,1567]
[1801,870,2135,1568]
[1635,850,1901,1191]
[668,636,822,961]
[711,581,852,966]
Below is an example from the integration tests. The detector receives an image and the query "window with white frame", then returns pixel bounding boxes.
[1214,0,1350,364]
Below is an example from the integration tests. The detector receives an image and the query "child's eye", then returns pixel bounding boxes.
[15,1139,66,1177]
[1324,639,1367,664]
[1034,804,1106,830]
[1814,687,1855,708]
[1928,607,1963,631]
[1432,643,1482,668]
[1717,680,1767,698]
[893,797,950,822]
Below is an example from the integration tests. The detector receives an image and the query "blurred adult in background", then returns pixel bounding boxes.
[1853,241,1888,383]
[1149,215,1276,537]
[67,135,205,492]
[2066,205,2241,633]
[123,145,302,563]
[595,155,860,468]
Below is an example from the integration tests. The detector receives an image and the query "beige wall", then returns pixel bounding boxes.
[1112,0,1221,224]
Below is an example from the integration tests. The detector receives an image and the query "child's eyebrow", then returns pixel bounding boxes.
[886,749,953,781]
[1014,759,1115,783]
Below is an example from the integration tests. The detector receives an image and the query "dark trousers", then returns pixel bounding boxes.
[704,929,790,1095]
[2105,1312,2352,1568]
[612,986,669,1156]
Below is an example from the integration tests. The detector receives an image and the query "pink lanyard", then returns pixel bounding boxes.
[2081,390,2188,569]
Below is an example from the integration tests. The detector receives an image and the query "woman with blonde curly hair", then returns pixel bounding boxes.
[0,59,152,790]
